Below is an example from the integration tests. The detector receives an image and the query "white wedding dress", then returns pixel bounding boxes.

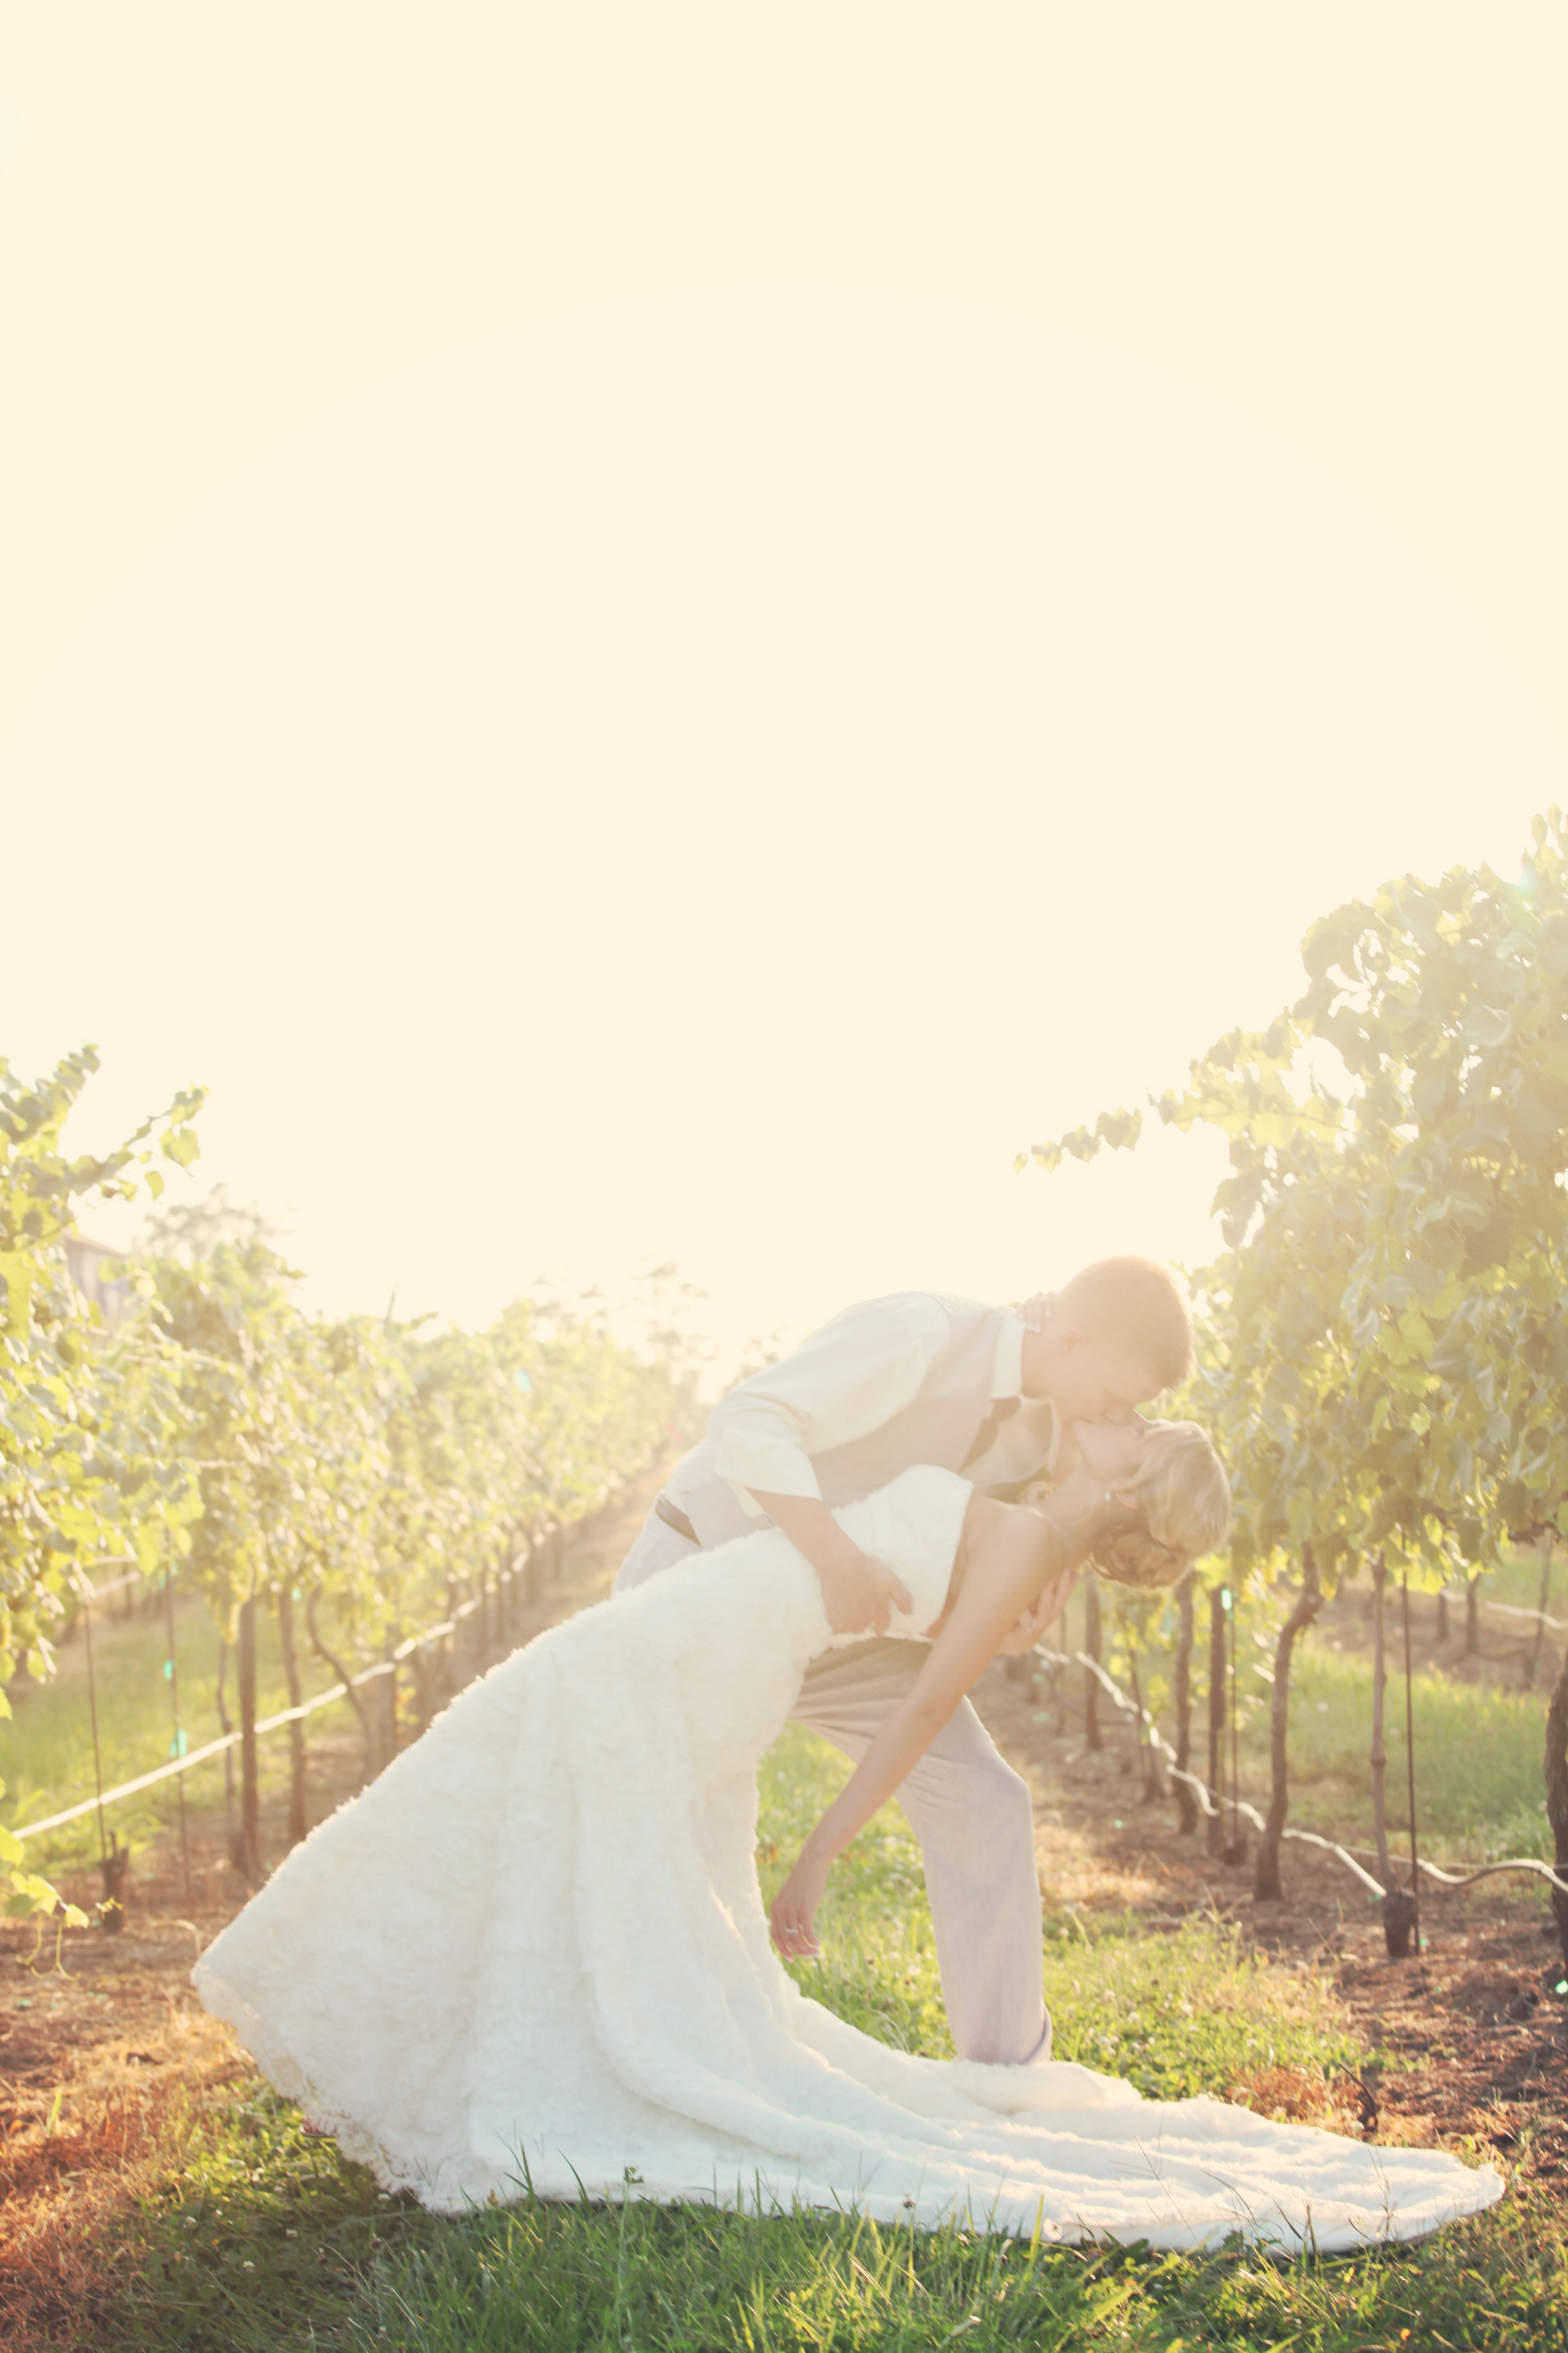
[195,1466,1499,2251]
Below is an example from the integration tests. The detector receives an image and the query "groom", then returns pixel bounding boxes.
[612,1259,1194,2066]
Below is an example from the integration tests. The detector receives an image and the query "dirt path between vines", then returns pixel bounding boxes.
[977,1636,1568,2187]
[5,1499,1561,2341]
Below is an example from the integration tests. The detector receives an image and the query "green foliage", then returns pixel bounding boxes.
[140,1247,679,1657]
[1031,812,1568,1599]
[1021,813,1568,1897]
[1,1046,686,1917]
[0,1046,204,1922]
[0,1045,204,1696]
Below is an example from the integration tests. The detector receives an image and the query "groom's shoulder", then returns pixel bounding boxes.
[925,1290,1001,1322]
[815,1289,999,1337]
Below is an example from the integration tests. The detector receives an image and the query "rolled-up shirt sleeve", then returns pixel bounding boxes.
[707,1295,952,1516]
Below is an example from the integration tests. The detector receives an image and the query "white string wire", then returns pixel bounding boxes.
[14,1589,494,1841]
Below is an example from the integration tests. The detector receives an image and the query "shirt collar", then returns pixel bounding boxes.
[991,1313,1026,1400]
[995,1316,1061,1471]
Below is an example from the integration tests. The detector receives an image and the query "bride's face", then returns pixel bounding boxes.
[1073,1412,1163,1490]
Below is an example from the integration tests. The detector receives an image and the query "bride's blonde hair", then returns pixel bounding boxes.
[1092,1421,1231,1591]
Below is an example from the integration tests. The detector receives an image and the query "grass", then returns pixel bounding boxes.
[13,1547,1559,1880]
[1233,1644,1556,1867]
[1082,1562,1558,1871]
[760,1731,1362,2098]
[1,1597,355,1873]
[97,2106,1568,2353]
[1467,1544,1566,1621]
[67,1726,1563,2353]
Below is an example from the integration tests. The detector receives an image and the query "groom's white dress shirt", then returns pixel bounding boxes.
[667,1293,1058,1525]
[618,1287,1059,2065]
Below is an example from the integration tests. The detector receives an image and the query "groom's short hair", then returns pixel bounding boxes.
[1057,1257,1195,1392]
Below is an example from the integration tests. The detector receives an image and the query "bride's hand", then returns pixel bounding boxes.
[770,1846,829,1961]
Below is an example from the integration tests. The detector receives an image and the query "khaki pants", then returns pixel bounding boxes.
[613,1510,1048,2066]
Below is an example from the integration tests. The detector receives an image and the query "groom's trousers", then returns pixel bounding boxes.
[613,1513,1048,2068]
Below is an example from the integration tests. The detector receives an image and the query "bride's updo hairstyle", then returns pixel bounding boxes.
[1091,1422,1231,1591]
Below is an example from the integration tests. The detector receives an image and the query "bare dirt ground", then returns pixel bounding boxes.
[5,1508,1564,2342]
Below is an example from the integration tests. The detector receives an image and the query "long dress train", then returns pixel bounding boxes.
[194,1466,1501,2251]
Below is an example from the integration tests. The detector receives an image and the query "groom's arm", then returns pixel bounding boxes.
[708,1295,948,1634]
[745,1490,913,1635]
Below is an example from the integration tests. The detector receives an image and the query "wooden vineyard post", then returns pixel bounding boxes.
[409,1638,431,1730]
[382,1635,399,1761]
[216,1638,237,1861]
[276,1587,308,1847]
[163,1570,193,1904]
[1370,1552,1415,1956]
[1464,1572,1481,1658]
[1401,1572,1422,1957]
[306,1591,377,1779]
[1253,1547,1322,1903]
[1172,1577,1198,1835]
[1526,1534,1554,1689]
[1223,1586,1247,1868]
[81,1583,129,1929]
[1206,1585,1226,1858]
[1544,1642,1568,1975]
[1126,1644,1165,1802]
[1083,1577,1103,1751]
[237,1594,261,1884]
[1370,1555,1393,1874]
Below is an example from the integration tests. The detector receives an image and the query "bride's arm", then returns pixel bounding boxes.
[768,1474,1106,1960]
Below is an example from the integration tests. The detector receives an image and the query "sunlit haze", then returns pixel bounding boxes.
[4,11,1565,1372]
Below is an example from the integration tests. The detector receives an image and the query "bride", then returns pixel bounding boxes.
[195,1421,1500,2251]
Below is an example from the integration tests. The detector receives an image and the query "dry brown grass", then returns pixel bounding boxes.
[1225,2059,1367,2135]
[0,1996,243,2350]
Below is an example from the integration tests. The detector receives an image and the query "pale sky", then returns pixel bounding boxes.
[3,10,1565,1369]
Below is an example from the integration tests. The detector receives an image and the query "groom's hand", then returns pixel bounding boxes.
[749,1491,914,1634]
[815,1538,915,1637]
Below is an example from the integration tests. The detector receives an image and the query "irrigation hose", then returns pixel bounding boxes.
[1034,1641,1568,1903]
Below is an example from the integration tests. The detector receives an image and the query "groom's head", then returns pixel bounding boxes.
[1019,1257,1194,1424]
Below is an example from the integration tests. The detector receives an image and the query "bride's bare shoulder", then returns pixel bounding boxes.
[959,1492,1013,1552]
[956,1492,1044,1578]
